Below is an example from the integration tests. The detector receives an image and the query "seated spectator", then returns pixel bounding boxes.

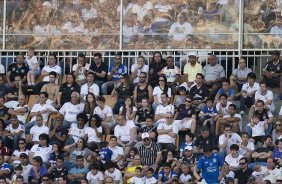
[174,95,196,133]
[40,71,60,106]
[10,138,29,165]
[130,56,149,86]
[216,93,232,117]
[26,48,40,86]
[261,157,281,183]
[247,112,268,144]
[7,94,29,124]
[119,97,137,121]
[272,121,282,144]
[154,93,175,124]
[29,114,49,144]
[18,153,32,183]
[130,167,144,184]
[111,74,134,114]
[98,142,112,164]
[67,155,89,184]
[253,81,275,113]
[238,132,255,162]
[133,72,153,108]
[14,174,24,184]
[28,156,48,184]
[234,157,253,184]
[239,72,259,114]
[214,79,235,103]
[64,138,94,170]
[7,75,27,102]
[137,132,162,168]
[57,73,80,108]
[173,86,187,109]
[230,58,252,92]
[148,52,166,88]
[124,154,143,183]
[29,133,52,165]
[179,132,194,158]
[0,154,11,179]
[0,97,9,125]
[218,124,242,159]
[2,115,24,150]
[72,53,90,86]
[49,114,67,146]
[158,162,178,183]
[83,93,97,117]
[59,91,84,129]
[86,163,104,184]
[0,75,9,99]
[88,52,108,87]
[84,114,102,152]
[179,146,197,170]
[157,112,179,153]
[108,136,124,169]
[137,116,157,142]
[153,76,172,110]
[104,161,123,184]
[251,136,273,168]
[198,98,218,134]
[80,72,99,102]
[135,98,154,127]
[189,73,208,110]
[144,167,157,183]
[219,162,235,184]
[216,104,241,135]
[272,139,282,165]
[224,144,243,171]
[50,157,68,183]
[114,114,137,159]
[194,126,217,154]
[93,96,114,135]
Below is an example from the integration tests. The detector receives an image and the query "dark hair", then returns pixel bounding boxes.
[212,146,220,152]
[76,155,84,160]
[247,72,256,80]
[222,79,230,84]
[230,144,239,151]
[196,73,204,79]
[109,135,117,140]
[33,156,43,165]
[185,132,194,140]
[219,93,228,99]
[89,114,102,128]
[39,91,48,98]
[135,167,142,172]
[105,161,115,169]
[18,138,26,143]
[241,132,249,137]
[16,175,24,180]
[159,76,168,94]
[66,73,76,83]
[262,135,272,143]
[87,72,95,77]
[130,147,138,155]
[76,112,88,123]
[97,96,105,103]
[39,133,50,145]
[14,165,23,171]
[78,53,86,60]
[121,96,134,116]
[49,53,57,62]
[256,100,265,106]
[0,119,5,131]
[206,98,214,103]
[224,124,232,129]
[228,104,237,110]
[94,52,102,58]
[115,52,122,56]
[147,167,154,173]
[49,71,57,77]
[161,93,168,98]
[89,163,100,170]
[162,162,171,168]
[140,72,147,78]
[77,138,87,149]
[152,51,164,63]
[201,126,209,132]
[84,93,97,115]
[259,81,267,87]
[239,157,248,163]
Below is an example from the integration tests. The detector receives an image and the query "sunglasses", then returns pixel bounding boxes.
[185,100,192,102]
[143,138,149,141]
[276,124,282,126]
[166,117,173,119]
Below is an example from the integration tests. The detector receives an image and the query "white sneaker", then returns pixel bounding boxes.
[240,111,245,115]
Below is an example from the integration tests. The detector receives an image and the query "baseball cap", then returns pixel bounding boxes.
[184,146,193,151]
[188,51,197,57]
[141,133,150,140]
[270,50,280,56]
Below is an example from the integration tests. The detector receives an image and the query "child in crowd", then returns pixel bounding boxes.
[179,132,194,157]
[252,163,266,182]
[173,86,187,108]
[125,147,138,167]
[179,163,192,184]
[249,112,267,144]
[130,167,144,184]
[86,163,104,184]
[99,142,113,164]
[26,48,40,86]
[158,162,178,183]
[11,165,23,184]
[144,168,157,184]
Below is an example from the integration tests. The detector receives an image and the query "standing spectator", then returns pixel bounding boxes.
[67,155,89,184]
[6,53,28,88]
[133,72,153,107]
[72,53,90,86]
[28,156,48,184]
[148,51,166,88]
[157,112,179,153]
[234,157,253,184]
[80,72,99,102]
[202,54,225,99]
[230,58,252,92]
[183,52,203,87]
[89,52,108,87]
[57,73,80,108]
[130,56,149,86]
[193,145,224,184]
[26,48,40,86]
[137,132,162,168]
[101,53,127,95]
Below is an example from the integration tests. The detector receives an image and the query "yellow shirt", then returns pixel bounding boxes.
[183,62,203,82]
[125,165,143,183]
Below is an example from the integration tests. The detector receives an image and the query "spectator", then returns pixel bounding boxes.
[130,56,149,86]
[179,132,194,158]
[183,53,203,88]
[238,132,255,162]
[72,53,90,86]
[41,71,60,106]
[0,154,11,179]
[214,79,235,103]
[86,163,103,184]
[83,93,97,117]
[104,161,123,184]
[179,163,193,183]
[272,121,282,143]
[108,136,124,170]
[224,144,243,171]
[49,114,67,146]
[135,98,154,127]
[194,126,217,154]
[7,75,27,102]
[261,157,281,183]
[10,138,29,165]
[101,53,127,95]
[80,72,99,102]
[251,136,273,168]
[179,145,197,168]
[253,81,275,113]
[84,114,102,152]
[88,52,108,87]
[133,72,153,107]
[230,58,252,92]
[154,93,175,123]
[157,112,179,153]
[239,72,259,115]
[29,114,49,144]
[137,116,157,142]
[234,157,253,184]
[158,162,178,183]
[198,98,218,134]
[26,48,40,86]
[7,94,29,124]
[67,155,89,184]
[18,153,32,183]
[50,157,68,183]
[57,73,80,108]
[124,154,143,183]
[153,76,172,110]
[202,54,225,99]
[28,156,48,184]
[219,162,235,184]
[93,96,114,135]
[173,86,187,108]
[148,51,166,88]
[272,139,282,166]
[0,75,9,99]
[189,73,208,110]
[131,0,153,23]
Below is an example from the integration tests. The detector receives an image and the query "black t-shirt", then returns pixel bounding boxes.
[51,168,68,182]
[8,86,27,101]
[254,146,273,162]
[255,109,270,121]
[0,85,9,98]
[59,83,80,105]
[189,84,209,100]
[90,62,108,82]
[116,84,134,100]
[136,108,154,123]
[194,135,216,150]
[176,104,195,120]
[8,63,29,82]
[264,60,282,76]
[149,61,166,87]
[49,126,68,145]
[235,168,253,184]
[0,106,8,118]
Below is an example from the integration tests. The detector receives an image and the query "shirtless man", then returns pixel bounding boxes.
[41,71,59,106]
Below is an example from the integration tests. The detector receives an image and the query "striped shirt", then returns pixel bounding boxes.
[137,142,162,166]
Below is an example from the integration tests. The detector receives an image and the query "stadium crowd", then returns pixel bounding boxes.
[0,49,282,184]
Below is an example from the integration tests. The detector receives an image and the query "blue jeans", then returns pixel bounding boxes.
[2,135,21,150]
[101,81,115,95]
[245,122,273,136]
[113,99,124,114]
[248,162,267,169]
[25,121,37,134]
[62,120,76,130]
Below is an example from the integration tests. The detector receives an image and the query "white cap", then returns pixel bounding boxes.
[188,51,197,57]
[184,146,193,151]
[43,1,52,7]
[141,132,150,140]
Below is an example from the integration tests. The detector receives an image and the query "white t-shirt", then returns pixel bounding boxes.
[12,149,29,165]
[30,125,49,142]
[5,124,25,138]
[238,142,255,156]
[59,102,84,122]
[81,7,98,22]
[157,122,179,144]
[30,103,57,123]
[131,176,145,184]
[86,170,104,184]
[132,2,153,22]
[161,66,181,83]
[26,55,39,71]
[250,121,265,137]
[144,177,157,184]
[153,86,172,104]
[85,126,102,143]
[225,154,243,167]
[155,104,175,116]
[0,64,5,74]
[114,120,136,142]
[179,173,192,183]
[222,113,243,131]
[119,106,137,120]
[255,90,275,112]
[72,63,90,81]
[216,101,232,116]
[68,124,86,143]
[262,167,281,183]
[30,144,53,163]
[93,105,113,121]
[218,133,242,152]
[131,64,149,84]
[154,4,172,22]
[80,83,100,100]
[11,104,29,123]
[22,164,33,183]
[105,168,123,184]
[168,22,193,41]
[109,146,124,160]
[241,82,260,95]
[42,65,62,83]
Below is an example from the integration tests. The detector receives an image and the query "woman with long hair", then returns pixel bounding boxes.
[119,97,137,121]
[84,93,97,117]
[272,121,282,144]
[84,114,102,152]
[152,75,172,110]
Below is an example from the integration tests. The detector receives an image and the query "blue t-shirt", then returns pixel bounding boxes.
[201,106,217,118]
[99,148,113,161]
[217,88,235,98]
[108,64,127,81]
[180,142,194,156]
[157,170,177,182]
[196,153,223,184]
[272,148,282,159]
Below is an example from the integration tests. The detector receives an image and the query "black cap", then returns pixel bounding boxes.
[19,153,28,158]
[270,50,280,56]
[230,144,239,151]
[203,145,212,153]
